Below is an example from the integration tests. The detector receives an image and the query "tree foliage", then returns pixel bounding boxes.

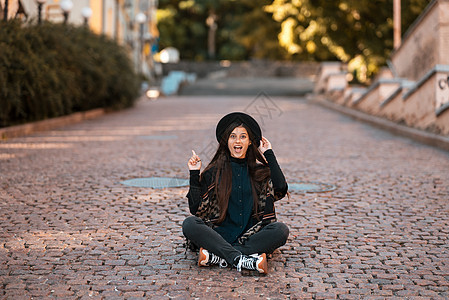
[157,0,286,60]
[266,0,432,81]
[156,0,431,81]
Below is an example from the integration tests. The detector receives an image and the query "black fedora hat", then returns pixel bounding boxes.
[216,112,262,146]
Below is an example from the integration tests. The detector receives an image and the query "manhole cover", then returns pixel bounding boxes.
[288,181,336,193]
[121,178,335,192]
[121,177,188,189]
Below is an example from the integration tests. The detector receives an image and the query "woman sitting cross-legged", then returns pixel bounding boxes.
[182,112,289,274]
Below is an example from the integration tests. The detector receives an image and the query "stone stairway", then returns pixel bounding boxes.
[315,0,449,135]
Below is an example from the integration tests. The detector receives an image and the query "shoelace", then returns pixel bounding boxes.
[236,255,255,272]
[210,253,228,268]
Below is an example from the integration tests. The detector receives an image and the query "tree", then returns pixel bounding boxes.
[156,0,432,81]
[230,0,288,60]
[157,0,208,60]
[265,0,432,82]
[156,0,286,60]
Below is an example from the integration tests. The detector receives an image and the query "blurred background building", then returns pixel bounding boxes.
[0,0,159,78]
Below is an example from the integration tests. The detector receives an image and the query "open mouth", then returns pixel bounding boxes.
[234,145,243,153]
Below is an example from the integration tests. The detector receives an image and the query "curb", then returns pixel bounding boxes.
[0,108,105,140]
[309,95,449,152]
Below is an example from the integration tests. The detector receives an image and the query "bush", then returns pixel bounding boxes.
[0,20,140,127]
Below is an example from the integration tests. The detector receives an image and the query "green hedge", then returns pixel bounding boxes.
[0,20,140,127]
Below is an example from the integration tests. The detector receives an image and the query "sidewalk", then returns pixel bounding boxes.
[1,95,448,299]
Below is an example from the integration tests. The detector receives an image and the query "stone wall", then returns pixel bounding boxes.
[390,0,449,81]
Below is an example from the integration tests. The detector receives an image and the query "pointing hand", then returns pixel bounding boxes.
[188,150,202,170]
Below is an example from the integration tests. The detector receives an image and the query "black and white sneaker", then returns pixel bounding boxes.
[234,253,268,274]
[198,248,228,268]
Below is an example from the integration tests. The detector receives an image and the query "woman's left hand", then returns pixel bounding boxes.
[258,136,272,154]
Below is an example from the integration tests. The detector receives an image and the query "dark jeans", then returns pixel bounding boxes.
[182,216,289,265]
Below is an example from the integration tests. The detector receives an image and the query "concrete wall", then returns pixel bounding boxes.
[435,108,449,134]
[314,0,449,136]
[380,89,405,122]
[402,76,438,129]
[354,81,400,115]
[391,0,449,81]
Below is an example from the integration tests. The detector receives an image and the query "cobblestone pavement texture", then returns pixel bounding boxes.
[1,95,449,299]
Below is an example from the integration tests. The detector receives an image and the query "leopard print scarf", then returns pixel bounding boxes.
[194,179,276,244]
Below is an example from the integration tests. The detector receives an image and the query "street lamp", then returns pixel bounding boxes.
[81,7,92,26]
[136,12,147,26]
[206,11,217,59]
[393,0,401,49]
[36,0,47,24]
[60,0,73,25]
[136,12,147,74]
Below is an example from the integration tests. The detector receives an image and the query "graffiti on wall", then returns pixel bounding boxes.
[436,74,449,110]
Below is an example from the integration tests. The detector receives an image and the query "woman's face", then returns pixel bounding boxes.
[228,126,251,159]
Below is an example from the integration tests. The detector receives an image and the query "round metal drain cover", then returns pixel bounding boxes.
[121,178,335,192]
[121,177,189,189]
[289,181,336,193]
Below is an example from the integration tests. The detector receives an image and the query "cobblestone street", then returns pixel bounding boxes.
[1,95,449,299]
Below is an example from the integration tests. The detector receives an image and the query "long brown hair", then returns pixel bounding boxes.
[202,122,270,224]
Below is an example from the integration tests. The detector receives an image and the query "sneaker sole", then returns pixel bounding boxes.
[257,253,268,274]
[198,248,209,267]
